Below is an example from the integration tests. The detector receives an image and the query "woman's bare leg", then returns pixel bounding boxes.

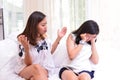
[19,64,48,80]
[78,72,91,80]
[61,70,78,80]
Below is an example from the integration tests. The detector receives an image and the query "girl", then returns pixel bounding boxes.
[15,11,67,80]
[59,20,99,80]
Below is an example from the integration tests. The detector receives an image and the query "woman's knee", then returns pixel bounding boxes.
[32,64,48,76]
[61,70,78,80]
[78,72,91,80]
[31,75,48,80]
[32,64,41,71]
[18,65,41,79]
[31,64,42,75]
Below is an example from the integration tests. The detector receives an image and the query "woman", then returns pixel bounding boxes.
[59,20,99,80]
[15,11,67,80]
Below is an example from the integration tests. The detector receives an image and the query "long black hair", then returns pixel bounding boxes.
[18,11,46,46]
[72,20,99,45]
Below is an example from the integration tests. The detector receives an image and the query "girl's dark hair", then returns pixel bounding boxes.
[18,11,46,46]
[72,20,99,45]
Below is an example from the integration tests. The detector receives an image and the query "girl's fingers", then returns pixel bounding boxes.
[80,33,87,41]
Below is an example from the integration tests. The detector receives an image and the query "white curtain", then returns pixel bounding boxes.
[0,0,3,8]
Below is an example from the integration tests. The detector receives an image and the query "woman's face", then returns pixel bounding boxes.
[86,33,97,41]
[37,17,47,35]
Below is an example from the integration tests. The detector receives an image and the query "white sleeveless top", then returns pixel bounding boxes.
[67,34,93,73]
[15,38,55,76]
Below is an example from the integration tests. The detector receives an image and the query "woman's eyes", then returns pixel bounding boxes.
[41,23,47,26]
[42,24,46,26]
[42,25,45,26]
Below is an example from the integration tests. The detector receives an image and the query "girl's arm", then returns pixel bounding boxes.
[18,35,32,66]
[51,27,67,54]
[90,39,99,64]
[66,34,84,60]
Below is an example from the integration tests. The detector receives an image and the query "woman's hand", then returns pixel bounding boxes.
[57,27,67,39]
[18,35,30,52]
[18,35,32,65]
[80,33,91,42]
[80,33,96,42]
[51,27,67,54]
[90,37,99,64]
[91,37,96,44]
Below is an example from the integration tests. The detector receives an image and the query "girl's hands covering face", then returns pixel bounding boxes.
[80,33,97,42]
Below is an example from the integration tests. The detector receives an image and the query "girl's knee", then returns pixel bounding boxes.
[61,70,78,80]
[78,72,91,80]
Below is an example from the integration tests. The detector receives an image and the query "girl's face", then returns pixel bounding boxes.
[37,17,47,36]
[86,33,97,41]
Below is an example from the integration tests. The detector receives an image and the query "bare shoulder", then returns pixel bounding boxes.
[66,33,76,47]
[67,33,75,42]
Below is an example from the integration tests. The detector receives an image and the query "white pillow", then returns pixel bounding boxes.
[52,41,70,68]
[0,38,19,69]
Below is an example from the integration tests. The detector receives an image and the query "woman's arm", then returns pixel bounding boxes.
[66,34,84,60]
[90,39,99,64]
[51,36,61,54]
[51,27,67,54]
[18,35,32,66]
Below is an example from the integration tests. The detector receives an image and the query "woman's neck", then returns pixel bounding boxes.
[36,36,42,42]
[37,34,47,41]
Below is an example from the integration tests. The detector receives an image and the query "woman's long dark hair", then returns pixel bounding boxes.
[18,11,46,46]
[72,20,99,45]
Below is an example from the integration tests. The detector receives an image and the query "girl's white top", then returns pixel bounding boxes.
[67,34,93,73]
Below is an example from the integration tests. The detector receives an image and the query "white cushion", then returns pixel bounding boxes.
[52,41,70,72]
[0,38,19,69]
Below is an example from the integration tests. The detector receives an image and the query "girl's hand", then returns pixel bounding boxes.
[91,37,96,44]
[80,33,91,42]
[57,27,67,39]
[18,35,30,52]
